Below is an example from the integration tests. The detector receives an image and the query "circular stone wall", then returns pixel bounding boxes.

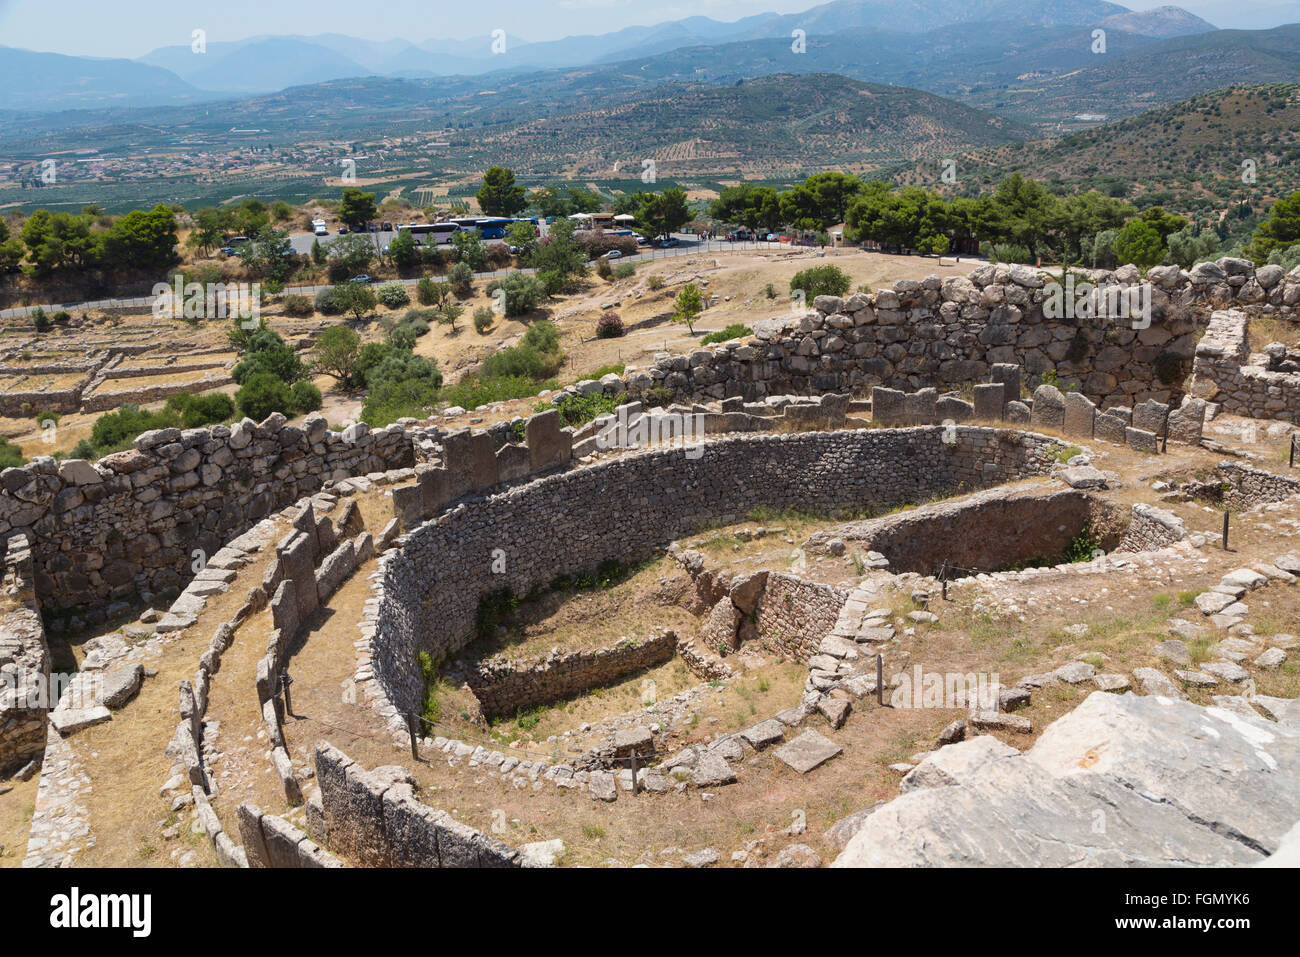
[367,426,1066,715]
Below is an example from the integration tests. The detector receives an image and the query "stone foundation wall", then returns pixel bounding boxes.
[615,259,1300,411]
[370,427,1065,717]
[805,487,1125,575]
[752,572,848,662]
[1192,310,1300,421]
[0,534,50,771]
[0,413,415,614]
[466,630,678,720]
[314,742,520,868]
[1115,504,1187,552]
[1212,461,1300,510]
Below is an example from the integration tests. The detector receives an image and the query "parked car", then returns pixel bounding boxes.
[368,223,379,233]
[219,246,237,257]
[603,250,622,259]
[348,274,372,283]
[636,235,650,246]
[338,225,349,234]
[381,221,393,231]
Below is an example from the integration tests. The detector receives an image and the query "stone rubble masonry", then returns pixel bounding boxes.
[314,742,521,868]
[0,411,416,615]
[467,629,678,720]
[804,486,1127,576]
[367,427,1064,722]
[0,533,51,770]
[1193,309,1300,421]
[614,259,1300,412]
[1115,504,1187,553]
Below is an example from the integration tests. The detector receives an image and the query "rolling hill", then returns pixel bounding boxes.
[891,83,1300,217]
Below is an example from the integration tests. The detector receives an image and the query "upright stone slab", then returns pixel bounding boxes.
[1166,397,1207,445]
[1062,391,1096,439]
[391,483,424,528]
[495,442,532,483]
[291,503,320,564]
[905,388,938,425]
[419,466,450,516]
[1029,384,1066,431]
[936,396,973,423]
[470,431,499,491]
[276,530,318,626]
[1094,408,1129,445]
[442,429,475,498]
[972,382,1004,420]
[526,409,571,472]
[991,364,1023,404]
[269,578,300,643]
[1126,427,1160,454]
[871,387,906,426]
[1132,399,1170,437]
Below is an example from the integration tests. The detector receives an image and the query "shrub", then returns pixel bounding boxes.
[360,377,442,427]
[90,404,177,454]
[447,262,474,298]
[386,324,418,352]
[232,329,306,385]
[595,311,624,338]
[496,272,546,317]
[52,310,71,324]
[312,325,363,388]
[647,275,665,290]
[282,294,314,317]
[438,375,557,411]
[613,263,635,280]
[396,309,433,337]
[700,323,752,345]
[595,257,613,280]
[377,282,410,309]
[289,380,323,412]
[236,372,295,421]
[165,392,235,428]
[32,308,51,333]
[765,283,776,299]
[0,436,24,469]
[416,277,438,306]
[314,287,341,315]
[473,307,495,334]
[548,391,622,427]
[789,264,850,300]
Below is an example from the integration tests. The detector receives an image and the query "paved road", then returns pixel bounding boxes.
[0,237,799,319]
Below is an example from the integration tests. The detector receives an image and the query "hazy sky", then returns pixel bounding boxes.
[0,0,1295,58]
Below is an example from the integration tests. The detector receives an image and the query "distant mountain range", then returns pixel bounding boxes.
[1,0,1231,113]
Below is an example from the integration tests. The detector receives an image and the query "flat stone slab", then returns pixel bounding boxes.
[739,720,785,751]
[1203,660,1249,683]
[692,751,737,787]
[1256,648,1287,669]
[50,705,111,735]
[1093,673,1131,692]
[1152,640,1191,667]
[817,696,851,730]
[1223,568,1269,590]
[970,711,1033,733]
[1175,670,1218,687]
[1253,696,1300,726]
[1212,696,1260,719]
[1133,667,1186,699]
[101,663,144,709]
[1195,591,1236,616]
[1054,662,1096,684]
[1060,466,1107,489]
[774,731,843,774]
[588,771,617,802]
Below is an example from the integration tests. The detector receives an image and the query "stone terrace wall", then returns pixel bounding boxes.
[466,630,678,720]
[618,260,1300,411]
[0,534,50,770]
[1213,461,1300,509]
[1192,310,1300,421]
[370,427,1065,717]
[0,412,414,615]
